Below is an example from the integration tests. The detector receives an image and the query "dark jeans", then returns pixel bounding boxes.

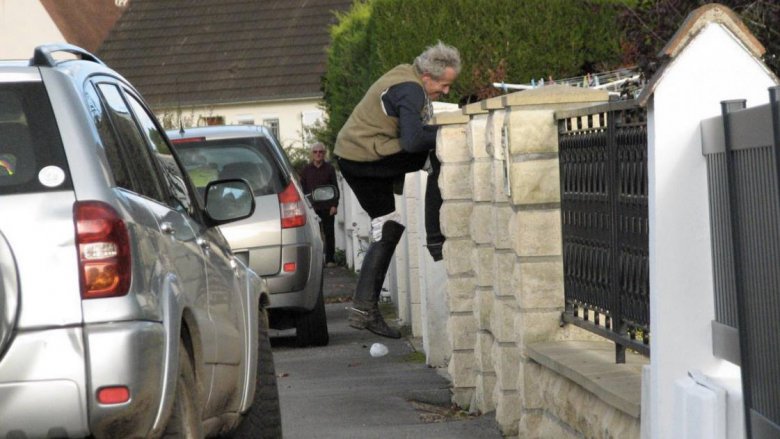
[337,150,444,252]
[317,209,336,263]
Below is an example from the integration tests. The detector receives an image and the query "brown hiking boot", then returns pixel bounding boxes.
[348,306,402,339]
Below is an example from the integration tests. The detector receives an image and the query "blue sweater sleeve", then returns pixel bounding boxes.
[382,82,438,153]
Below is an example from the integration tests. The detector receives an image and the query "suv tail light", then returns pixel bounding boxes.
[278,182,306,229]
[74,201,131,299]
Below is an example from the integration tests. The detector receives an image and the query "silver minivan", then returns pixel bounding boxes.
[0,45,280,437]
[168,126,330,347]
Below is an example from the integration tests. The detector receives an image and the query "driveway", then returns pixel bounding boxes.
[271,266,504,439]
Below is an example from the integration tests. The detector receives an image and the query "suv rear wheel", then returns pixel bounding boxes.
[163,340,203,438]
[227,307,282,438]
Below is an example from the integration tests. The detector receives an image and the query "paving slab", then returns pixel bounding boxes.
[271,265,503,439]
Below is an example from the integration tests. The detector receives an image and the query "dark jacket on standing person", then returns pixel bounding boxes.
[299,161,339,212]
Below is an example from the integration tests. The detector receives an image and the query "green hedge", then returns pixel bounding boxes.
[319,0,630,150]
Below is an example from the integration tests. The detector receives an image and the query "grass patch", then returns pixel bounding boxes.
[403,351,426,364]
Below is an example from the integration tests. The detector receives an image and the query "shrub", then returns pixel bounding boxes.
[319,0,629,149]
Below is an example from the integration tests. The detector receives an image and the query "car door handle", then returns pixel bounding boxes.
[196,237,211,251]
[160,222,175,235]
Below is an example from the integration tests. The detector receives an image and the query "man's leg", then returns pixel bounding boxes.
[338,157,407,338]
[320,211,336,265]
[348,216,405,338]
[425,151,444,261]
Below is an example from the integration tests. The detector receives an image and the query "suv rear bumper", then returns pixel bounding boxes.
[0,321,165,438]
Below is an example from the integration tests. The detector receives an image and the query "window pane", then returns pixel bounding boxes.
[0,82,70,195]
[84,81,132,190]
[263,118,279,142]
[125,92,192,212]
[97,83,166,203]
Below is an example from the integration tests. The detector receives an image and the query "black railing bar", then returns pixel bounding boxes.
[722,98,754,439]
[562,312,650,357]
[607,108,627,364]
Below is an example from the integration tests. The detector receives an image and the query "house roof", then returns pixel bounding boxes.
[40,0,126,53]
[638,3,776,106]
[97,0,354,109]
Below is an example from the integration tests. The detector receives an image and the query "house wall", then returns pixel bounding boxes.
[0,0,65,59]
[646,22,776,439]
[432,87,644,437]
[157,98,324,150]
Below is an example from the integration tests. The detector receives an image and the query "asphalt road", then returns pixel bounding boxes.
[270,266,504,439]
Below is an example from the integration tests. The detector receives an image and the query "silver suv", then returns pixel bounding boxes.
[0,44,280,438]
[168,125,330,347]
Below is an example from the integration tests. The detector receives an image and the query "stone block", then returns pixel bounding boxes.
[517,410,543,439]
[491,297,519,344]
[509,159,561,205]
[534,365,641,439]
[446,276,476,313]
[440,201,473,239]
[510,209,562,257]
[473,246,495,288]
[506,109,558,154]
[486,109,507,159]
[520,359,544,409]
[467,114,489,159]
[437,125,470,163]
[444,239,475,276]
[493,158,509,202]
[472,161,493,202]
[470,203,494,245]
[493,343,521,391]
[494,390,521,436]
[475,287,494,332]
[440,163,472,200]
[493,204,513,250]
[448,313,477,351]
[452,387,475,410]
[474,372,497,414]
[448,350,477,388]
[516,310,565,350]
[475,331,495,372]
[493,251,515,298]
[514,259,565,308]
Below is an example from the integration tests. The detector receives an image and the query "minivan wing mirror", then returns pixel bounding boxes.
[204,179,255,225]
[309,184,338,203]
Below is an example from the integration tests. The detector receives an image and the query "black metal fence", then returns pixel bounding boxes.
[557,100,650,363]
[701,86,780,438]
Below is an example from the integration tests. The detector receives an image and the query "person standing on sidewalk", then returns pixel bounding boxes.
[334,41,461,338]
[300,142,340,267]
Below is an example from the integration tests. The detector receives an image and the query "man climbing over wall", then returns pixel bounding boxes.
[334,41,461,338]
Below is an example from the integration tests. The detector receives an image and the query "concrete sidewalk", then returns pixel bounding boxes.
[270,265,504,439]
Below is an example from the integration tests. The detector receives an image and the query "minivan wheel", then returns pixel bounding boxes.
[227,308,282,438]
[295,288,329,347]
[163,340,203,438]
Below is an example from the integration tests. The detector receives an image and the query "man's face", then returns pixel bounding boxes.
[422,67,457,101]
[312,147,325,164]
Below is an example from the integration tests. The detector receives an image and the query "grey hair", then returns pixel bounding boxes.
[413,41,461,78]
[310,142,326,152]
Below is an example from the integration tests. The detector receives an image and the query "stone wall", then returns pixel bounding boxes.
[433,85,643,437]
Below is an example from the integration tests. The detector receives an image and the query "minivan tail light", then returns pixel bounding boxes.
[74,201,131,299]
[278,182,306,228]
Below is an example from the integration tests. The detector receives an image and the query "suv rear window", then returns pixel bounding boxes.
[174,136,288,203]
[0,82,70,195]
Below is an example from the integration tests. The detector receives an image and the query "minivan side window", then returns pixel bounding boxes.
[124,92,192,213]
[96,83,168,204]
